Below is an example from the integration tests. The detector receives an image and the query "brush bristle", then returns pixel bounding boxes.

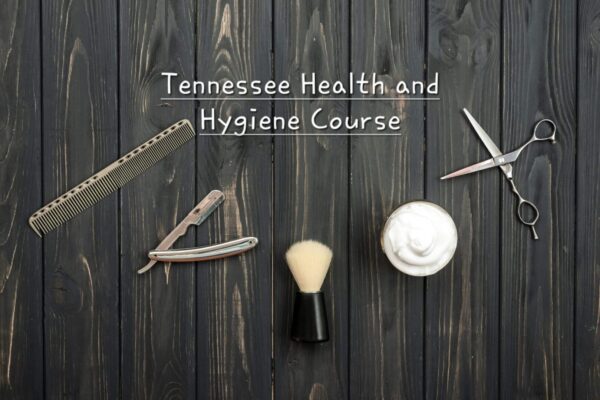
[285,240,333,292]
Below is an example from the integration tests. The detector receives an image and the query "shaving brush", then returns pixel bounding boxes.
[285,240,333,343]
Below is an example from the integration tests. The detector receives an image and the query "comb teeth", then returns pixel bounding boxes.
[29,119,196,236]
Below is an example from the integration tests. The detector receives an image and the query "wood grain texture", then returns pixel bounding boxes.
[1,1,598,398]
[195,0,272,398]
[425,1,501,399]
[576,0,600,398]
[119,1,196,398]
[500,0,576,398]
[41,1,120,398]
[0,0,43,398]
[273,0,349,398]
[349,0,425,398]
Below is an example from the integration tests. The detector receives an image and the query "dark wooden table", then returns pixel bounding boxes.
[1,0,598,399]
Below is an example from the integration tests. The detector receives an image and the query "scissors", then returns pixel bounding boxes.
[441,108,557,239]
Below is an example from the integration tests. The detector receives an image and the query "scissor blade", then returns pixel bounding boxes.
[463,109,502,157]
[462,108,512,177]
[440,158,496,180]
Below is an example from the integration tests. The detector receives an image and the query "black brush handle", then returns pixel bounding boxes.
[291,291,329,343]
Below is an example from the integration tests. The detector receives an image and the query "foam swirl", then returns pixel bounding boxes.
[381,201,457,276]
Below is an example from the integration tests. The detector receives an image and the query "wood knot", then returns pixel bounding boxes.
[438,27,459,63]
[143,72,180,127]
[50,270,83,314]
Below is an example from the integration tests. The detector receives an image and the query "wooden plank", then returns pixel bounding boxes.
[0,0,43,398]
[119,1,196,398]
[273,0,349,398]
[425,1,501,399]
[575,0,600,397]
[41,1,119,398]
[500,0,575,398]
[348,0,425,398]
[194,0,273,399]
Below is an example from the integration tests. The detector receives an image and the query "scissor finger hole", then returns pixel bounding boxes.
[533,119,557,141]
[517,200,539,225]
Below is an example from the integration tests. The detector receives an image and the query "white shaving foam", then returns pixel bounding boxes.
[381,201,457,276]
